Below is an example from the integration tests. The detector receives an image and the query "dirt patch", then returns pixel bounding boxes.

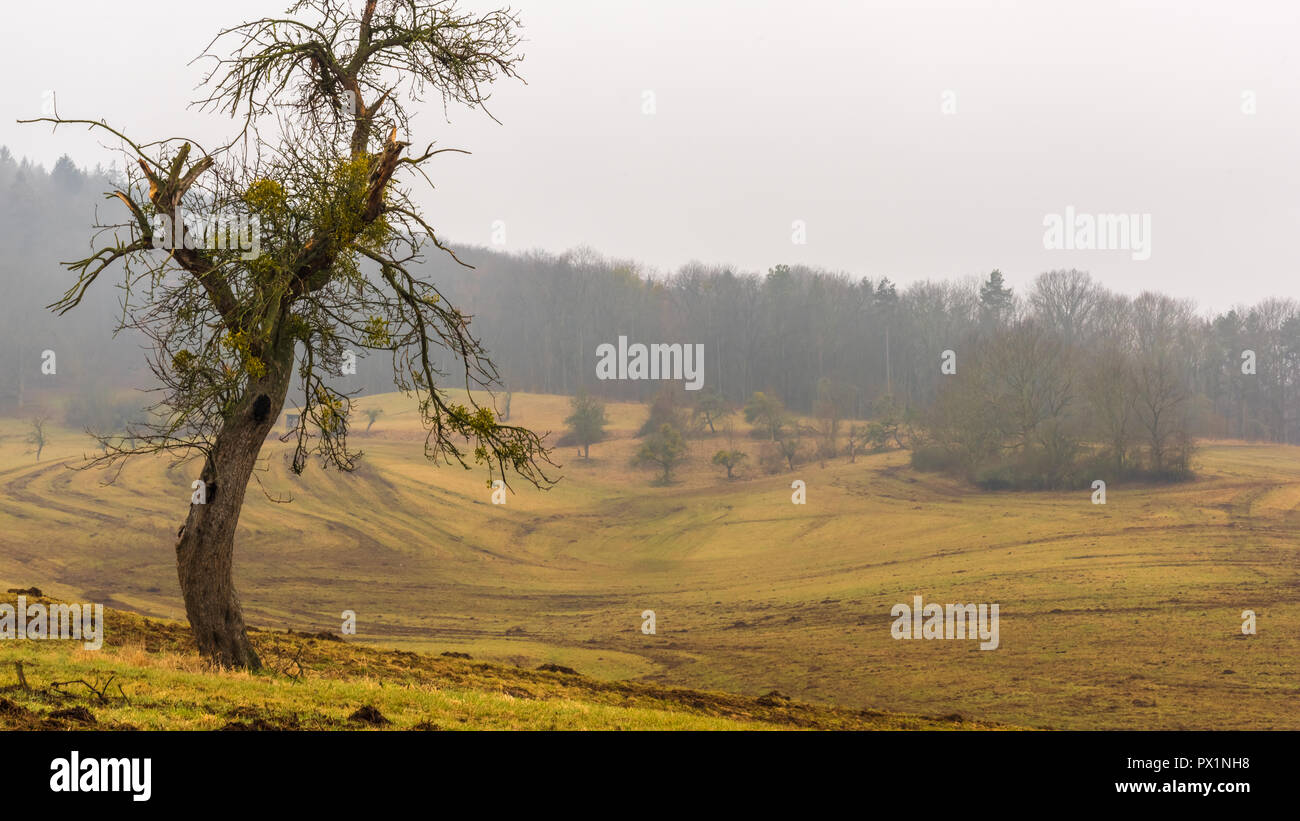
[221,718,288,731]
[501,686,535,699]
[48,706,96,725]
[0,698,48,730]
[284,629,344,642]
[347,705,391,726]
[221,706,303,730]
[536,663,580,676]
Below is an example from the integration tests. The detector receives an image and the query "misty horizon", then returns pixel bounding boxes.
[5,0,1297,315]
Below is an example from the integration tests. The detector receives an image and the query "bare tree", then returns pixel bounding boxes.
[1085,344,1138,476]
[987,322,1076,470]
[1130,293,1196,474]
[845,423,864,462]
[811,377,852,460]
[22,0,554,669]
[1132,352,1192,474]
[1028,269,1104,344]
[26,415,50,461]
[777,435,807,471]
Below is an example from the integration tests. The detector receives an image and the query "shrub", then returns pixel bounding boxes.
[910,445,962,473]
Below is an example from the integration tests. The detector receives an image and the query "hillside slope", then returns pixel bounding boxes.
[1,392,1297,729]
[0,596,999,730]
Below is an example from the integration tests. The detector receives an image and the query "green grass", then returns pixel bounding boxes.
[1,392,1297,729]
[0,600,995,730]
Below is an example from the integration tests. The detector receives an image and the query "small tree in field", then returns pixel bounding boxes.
[22,0,554,669]
[635,423,687,484]
[711,448,745,479]
[811,377,852,457]
[743,391,787,441]
[777,436,806,471]
[846,424,865,463]
[692,388,731,435]
[870,394,906,449]
[27,415,50,461]
[564,389,607,458]
[364,407,383,433]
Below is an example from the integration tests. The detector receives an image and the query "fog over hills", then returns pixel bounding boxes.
[3,149,1296,459]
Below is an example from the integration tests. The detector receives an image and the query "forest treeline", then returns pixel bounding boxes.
[3,150,1297,486]
[420,244,1296,486]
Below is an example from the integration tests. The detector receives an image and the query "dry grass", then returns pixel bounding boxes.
[1,394,1297,729]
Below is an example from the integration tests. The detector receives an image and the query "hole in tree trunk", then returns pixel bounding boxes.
[252,393,271,422]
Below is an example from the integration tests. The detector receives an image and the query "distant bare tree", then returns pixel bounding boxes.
[812,377,853,459]
[1130,293,1197,474]
[1085,343,1138,476]
[26,415,50,461]
[987,323,1076,464]
[1132,353,1193,474]
[1029,269,1104,344]
[846,424,865,463]
[777,435,807,471]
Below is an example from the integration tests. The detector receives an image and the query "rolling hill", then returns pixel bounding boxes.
[1,391,1296,729]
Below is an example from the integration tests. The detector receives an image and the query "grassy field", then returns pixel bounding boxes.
[1,391,1297,730]
[2,597,988,730]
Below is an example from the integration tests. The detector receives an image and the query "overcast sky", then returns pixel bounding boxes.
[3,0,1296,312]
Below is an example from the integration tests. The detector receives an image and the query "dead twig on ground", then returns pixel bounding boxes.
[50,674,125,705]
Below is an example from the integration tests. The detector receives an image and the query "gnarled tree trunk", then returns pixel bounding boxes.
[175,336,293,669]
